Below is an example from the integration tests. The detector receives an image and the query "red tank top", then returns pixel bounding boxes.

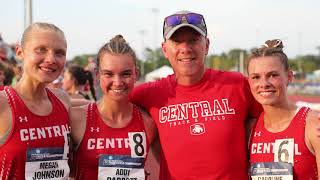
[0,86,70,180]
[74,103,149,180]
[0,85,4,91]
[250,107,317,179]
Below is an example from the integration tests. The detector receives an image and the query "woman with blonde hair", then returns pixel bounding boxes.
[0,22,71,179]
[248,39,319,179]
[70,35,157,180]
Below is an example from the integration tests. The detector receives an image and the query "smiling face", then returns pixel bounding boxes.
[16,28,67,84]
[248,56,293,107]
[98,53,137,101]
[162,27,209,84]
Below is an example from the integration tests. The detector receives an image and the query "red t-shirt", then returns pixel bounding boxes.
[250,107,317,179]
[74,103,149,180]
[131,69,262,180]
[0,86,70,179]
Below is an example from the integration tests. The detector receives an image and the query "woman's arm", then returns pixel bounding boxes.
[305,110,320,177]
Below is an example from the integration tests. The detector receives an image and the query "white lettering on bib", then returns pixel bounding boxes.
[25,132,70,180]
[251,162,293,180]
[25,147,69,180]
[98,154,145,180]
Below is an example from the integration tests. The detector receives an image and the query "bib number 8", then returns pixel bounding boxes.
[133,133,144,156]
[128,132,147,158]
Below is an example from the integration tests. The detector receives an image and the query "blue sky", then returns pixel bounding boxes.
[1,0,320,59]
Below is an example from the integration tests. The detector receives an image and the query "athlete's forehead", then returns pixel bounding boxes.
[99,53,135,70]
[248,56,286,73]
[23,28,67,48]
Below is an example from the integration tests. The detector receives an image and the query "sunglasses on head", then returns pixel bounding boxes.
[164,13,205,27]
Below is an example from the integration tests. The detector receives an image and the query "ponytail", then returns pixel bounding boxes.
[85,70,97,101]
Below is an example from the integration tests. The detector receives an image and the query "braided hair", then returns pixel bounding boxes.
[248,39,289,71]
[96,35,137,70]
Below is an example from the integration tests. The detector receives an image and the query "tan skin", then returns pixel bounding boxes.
[161,26,258,156]
[0,28,71,143]
[248,56,320,177]
[161,27,210,86]
[70,53,157,151]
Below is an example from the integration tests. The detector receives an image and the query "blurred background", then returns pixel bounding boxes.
[1,0,320,104]
[1,1,320,178]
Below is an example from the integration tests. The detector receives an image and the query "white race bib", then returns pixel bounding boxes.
[251,162,293,180]
[98,154,145,180]
[274,138,294,165]
[25,147,70,180]
[128,132,147,158]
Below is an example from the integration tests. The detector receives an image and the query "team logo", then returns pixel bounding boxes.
[90,127,100,132]
[254,131,261,137]
[190,123,205,135]
[19,116,28,122]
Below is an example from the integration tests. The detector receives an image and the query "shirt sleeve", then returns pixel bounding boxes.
[130,82,153,111]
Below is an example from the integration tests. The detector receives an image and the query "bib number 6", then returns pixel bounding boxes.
[128,132,147,158]
[274,138,294,165]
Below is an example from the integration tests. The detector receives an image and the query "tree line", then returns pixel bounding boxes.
[71,47,320,77]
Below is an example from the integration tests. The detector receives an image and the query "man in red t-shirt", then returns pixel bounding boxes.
[131,10,262,180]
